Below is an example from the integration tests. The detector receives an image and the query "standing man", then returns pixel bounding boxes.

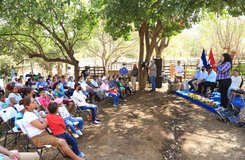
[11,66,15,79]
[148,60,157,91]
[131,64,138,92]
[119,63,128,77]
[175,61,184,82]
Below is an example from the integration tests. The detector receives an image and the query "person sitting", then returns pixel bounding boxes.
[118,77,126,98]
[54,98,84,138]
[188,67,201,91]
[22,96,84,160]
[100,76,119,107]
[228,69,242,97]
[73,83,100,124]
[78,76,95,103]
[25,78,33,88]
[192,66,208,91]
[61,75,68,89]
[36,77,48,90]
[38,88,51,112]
[0,94,12,110]
[25,87,36,98]
[197,66,217,96]
[53,82,75,113]
[91,75,99,88]
[124,77,133,95]
[46,102,85,158]
[86,77,105,101]
[67,76,75,98]
[175,61,184,82]
[8,86,22,105]
[0,145,39,160]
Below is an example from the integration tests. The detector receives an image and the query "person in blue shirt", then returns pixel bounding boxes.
[198,66,217,96]
[188,67,201,91]
[36,76,48,90]
[0,94,11,110]
[119,63,128,77]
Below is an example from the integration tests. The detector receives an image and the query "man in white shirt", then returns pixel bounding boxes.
[192,66,208,90]
[228,69,242,97]
[175,61,184,82]
[198,66,217,95]
[72,83,100,124]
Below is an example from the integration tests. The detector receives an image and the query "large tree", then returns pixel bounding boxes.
[0,0,97,81]
[93,0,245,90]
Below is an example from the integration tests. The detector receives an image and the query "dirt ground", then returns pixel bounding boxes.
[1,84,245,160]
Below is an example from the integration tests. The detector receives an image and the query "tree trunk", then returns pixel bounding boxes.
[138,23,146,90]
[74,60,79,83]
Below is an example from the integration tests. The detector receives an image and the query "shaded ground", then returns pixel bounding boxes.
[1,84,245,160]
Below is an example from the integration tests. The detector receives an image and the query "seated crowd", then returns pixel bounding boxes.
[0,72,134,159]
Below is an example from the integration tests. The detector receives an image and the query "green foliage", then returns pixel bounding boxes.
[0,0,98,63]
[0,55,15,77]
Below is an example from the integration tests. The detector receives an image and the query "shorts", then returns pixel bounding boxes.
[31,131,59,147]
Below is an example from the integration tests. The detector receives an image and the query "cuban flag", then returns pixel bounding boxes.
[198,48,208,68]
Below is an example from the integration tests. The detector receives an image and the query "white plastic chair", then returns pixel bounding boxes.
[0,107,21,147]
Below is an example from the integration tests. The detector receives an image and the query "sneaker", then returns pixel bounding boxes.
[113,104,118,107]
[92,120,101,124]
[76,130,83,136]
[78,152,85,158]
[72,133,79,138]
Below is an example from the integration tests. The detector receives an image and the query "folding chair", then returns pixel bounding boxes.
[15,119,62,160]
[70,96,92,121]
[0,107,21,147]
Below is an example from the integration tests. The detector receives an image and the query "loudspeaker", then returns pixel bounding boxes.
[156,77,162,88]
[154,58,162,77]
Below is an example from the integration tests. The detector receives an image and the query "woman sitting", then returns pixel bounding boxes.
[22,96,84,160]
[8,86,22,105]
[53,82,75,113]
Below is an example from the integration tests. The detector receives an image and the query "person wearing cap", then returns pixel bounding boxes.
[197,65,217,96]
[119,63,128,77]
[73,83,101,124]
[100,76,119,107]
[131,64,138,92]
[36,76,48,90]
[46,102,85,158]
[54,98,84,138]
[22,96,85,160]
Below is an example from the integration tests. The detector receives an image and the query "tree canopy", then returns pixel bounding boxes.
[0,0,98,80]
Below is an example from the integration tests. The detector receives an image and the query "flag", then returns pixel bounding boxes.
[208,48,216,70]
[198,49,208,68]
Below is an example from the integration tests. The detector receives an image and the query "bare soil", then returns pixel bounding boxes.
[1,84,245,160]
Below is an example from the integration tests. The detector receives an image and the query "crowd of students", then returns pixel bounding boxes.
[0,70,135,159]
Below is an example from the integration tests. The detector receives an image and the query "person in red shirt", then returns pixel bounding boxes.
[38,88,51,111]
[46,102,85,158]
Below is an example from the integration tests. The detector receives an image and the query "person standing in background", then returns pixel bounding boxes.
[131,64,138,92]
[215,53,232,109]
[119,63,128,77]
[148,60,157,92]
[11,66,15,79]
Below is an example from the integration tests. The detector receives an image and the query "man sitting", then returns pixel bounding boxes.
[36,76,48,90]
[197,66,217,96]
[188,67,201,91]
[228,69,242,98]
[192,66,208,91]
[73,83,100,124]
[175,61,184,82]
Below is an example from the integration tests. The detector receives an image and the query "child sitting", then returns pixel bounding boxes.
[54,98,84,138]
[46,102,85,158]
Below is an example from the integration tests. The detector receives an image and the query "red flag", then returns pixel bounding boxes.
[208,48,216,70]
